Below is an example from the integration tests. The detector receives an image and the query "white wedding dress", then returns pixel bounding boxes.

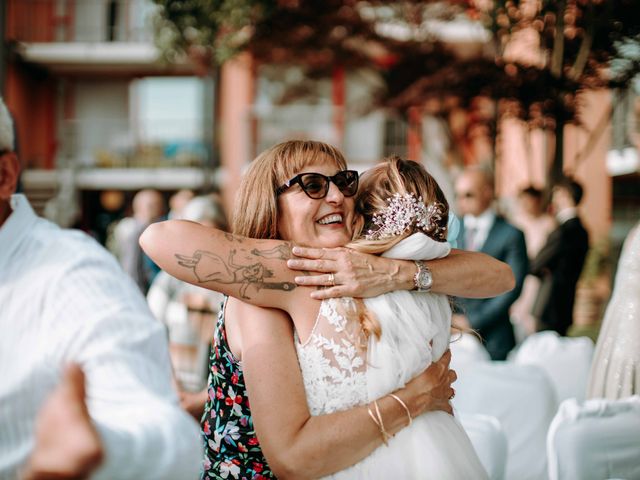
[295,233,488,479]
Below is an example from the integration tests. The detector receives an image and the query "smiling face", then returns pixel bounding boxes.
[276,160,356,248]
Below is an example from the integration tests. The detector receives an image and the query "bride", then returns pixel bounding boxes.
[296,157,487,478]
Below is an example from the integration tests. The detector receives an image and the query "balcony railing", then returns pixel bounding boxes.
[8,0,156,43]
[58,118,212,169]
[250,104,410,164]
[251,104,341,158]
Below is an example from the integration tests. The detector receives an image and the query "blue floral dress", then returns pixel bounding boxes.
[201,297,276,480]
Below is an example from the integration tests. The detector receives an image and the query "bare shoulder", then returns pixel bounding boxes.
[227,298,293,342]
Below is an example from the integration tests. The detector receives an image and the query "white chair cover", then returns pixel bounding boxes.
[450,332,491,376]
[512,331,594,403]
[458,413,508,480]
[453,362,558,480]
[547,396,640,480]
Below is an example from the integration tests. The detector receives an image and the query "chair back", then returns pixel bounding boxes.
[513,331,594,403]
[454,362,558,480]
[547,396,640,480]
[459,413,508,480]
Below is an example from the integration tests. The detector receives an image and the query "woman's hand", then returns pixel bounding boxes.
[287,246,413,299]
[400,350,456,417]
[288,246,515,300]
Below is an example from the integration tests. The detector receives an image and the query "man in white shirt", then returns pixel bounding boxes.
[453,167,529,360]
[0,98,202,479]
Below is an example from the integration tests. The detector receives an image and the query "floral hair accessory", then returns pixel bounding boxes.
[365,193,447,241]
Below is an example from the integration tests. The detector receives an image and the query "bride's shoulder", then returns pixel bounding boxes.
[383,232,451,261]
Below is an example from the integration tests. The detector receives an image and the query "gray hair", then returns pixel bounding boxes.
[0,97,15,152]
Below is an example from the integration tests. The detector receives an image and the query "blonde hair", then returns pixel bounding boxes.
[232,140,348,239]
[349,156,449,253]
[347,156,450,339]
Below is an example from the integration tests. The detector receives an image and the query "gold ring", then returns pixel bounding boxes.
[328,273,335,286]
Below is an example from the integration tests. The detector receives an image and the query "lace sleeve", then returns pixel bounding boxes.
[295,298,369,415]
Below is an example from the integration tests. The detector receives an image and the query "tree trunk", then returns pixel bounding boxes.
[549,108,565,186]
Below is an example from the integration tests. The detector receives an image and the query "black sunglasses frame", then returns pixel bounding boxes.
[276,170,359,199]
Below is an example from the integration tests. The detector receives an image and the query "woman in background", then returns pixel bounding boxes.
[587,221,640,399]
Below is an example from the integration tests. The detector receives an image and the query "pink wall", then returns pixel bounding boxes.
[497,90,612,243]
[219,54,255,217]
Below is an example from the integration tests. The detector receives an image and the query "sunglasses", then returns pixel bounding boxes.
[276,170,359,199]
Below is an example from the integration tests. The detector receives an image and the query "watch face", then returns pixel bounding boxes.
[418,270,432,290]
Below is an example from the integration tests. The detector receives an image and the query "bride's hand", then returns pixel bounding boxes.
[287,246,413,299]
[400,350,457,417]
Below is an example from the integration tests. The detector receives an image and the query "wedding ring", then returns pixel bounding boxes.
[328,273,336,286]
[450,390,456,400]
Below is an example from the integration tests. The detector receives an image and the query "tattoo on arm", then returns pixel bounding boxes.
[174,247,296,299]
[252,243,315,277]
[250,243,293,260]
[224,233,244,243]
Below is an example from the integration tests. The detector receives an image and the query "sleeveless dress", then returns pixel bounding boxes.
[201,297,275,480]
[295,233,489,479]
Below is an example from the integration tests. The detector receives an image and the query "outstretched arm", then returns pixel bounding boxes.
[22,364,104,480]
[288,247,515,299]
[141,220,513,306]
[140,220,305,311]
[44,243,202,480]
[233,300,455,479]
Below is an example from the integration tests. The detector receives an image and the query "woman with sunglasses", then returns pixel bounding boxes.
[141,140,513,479]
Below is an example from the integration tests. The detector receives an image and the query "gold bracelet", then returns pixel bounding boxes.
[387,393,413,427]
[373,400,391,445]
[367,405,380,428]
[367,403,389,445]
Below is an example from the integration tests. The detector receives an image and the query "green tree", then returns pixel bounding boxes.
[154,0,640,183]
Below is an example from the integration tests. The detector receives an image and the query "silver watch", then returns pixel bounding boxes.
[413,260,433,292]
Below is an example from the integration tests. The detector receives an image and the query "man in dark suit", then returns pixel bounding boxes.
[454,167,529,360]
[530,177,589,335]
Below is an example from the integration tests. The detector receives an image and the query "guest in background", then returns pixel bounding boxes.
[530,177,589,336]
[147,194,227,419]
[113,189,166,294]
[586,221,640,399]
[168,188,195,220]
[512,186,556,259]
[454,167,529,360]
[510,186,557,339]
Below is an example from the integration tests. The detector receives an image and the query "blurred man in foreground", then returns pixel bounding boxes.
[0,97,202,479]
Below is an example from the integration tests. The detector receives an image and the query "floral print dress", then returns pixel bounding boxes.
[201,297,275,480]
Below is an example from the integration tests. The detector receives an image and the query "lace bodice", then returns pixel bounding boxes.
[295,298,369,415]
[293,235,488,480]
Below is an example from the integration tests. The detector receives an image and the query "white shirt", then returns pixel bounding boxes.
[463,209,496,251]
[0,195,202,479]
[556,207,578,225]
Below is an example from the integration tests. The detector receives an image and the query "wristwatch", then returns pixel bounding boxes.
[413,260,433,292]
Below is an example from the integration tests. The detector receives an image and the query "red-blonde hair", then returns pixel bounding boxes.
[232,140,348,239]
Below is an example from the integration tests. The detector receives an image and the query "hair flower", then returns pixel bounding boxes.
[365,193,447,241]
